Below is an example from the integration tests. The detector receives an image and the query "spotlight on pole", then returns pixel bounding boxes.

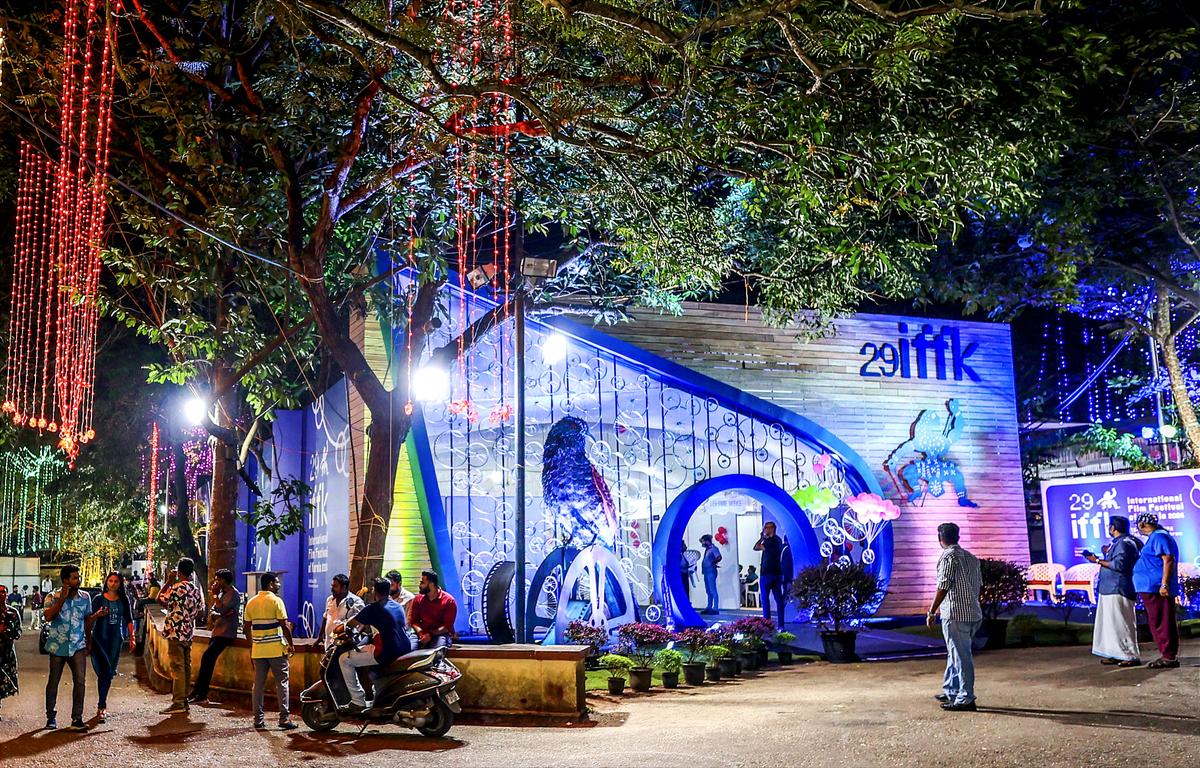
[412,365,449,402]
[1141,426,1156,440]
[1160,423,1179,439]
[541,332,568,365]
[183,397,207,426]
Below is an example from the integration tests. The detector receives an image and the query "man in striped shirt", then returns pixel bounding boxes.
[926,522,982,712]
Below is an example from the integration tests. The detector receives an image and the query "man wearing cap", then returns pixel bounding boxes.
[1133,513,1179,669]
[1085,515,1141,667]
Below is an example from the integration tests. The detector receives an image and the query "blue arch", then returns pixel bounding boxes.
[654,474,893,628]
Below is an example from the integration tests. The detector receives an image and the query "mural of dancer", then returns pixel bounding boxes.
[887,399,978,508]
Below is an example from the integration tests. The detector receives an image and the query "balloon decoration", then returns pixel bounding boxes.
[844,492,902,564]
[0,447,65,554]
[3,1,118,465]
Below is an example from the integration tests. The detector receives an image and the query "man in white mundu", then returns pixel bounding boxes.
[1086,515,1141,667]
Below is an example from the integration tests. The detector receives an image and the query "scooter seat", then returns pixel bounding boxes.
[379,648,439,674]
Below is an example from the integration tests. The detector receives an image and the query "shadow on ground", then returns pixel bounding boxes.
[979,706,1199,736]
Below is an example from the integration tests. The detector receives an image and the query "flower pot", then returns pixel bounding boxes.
[757,648,770,666]
[683,662,707,686]
[740,651,760,671]
[820,630,859,663]
[981,619,1009,651]
[777,650,794,665]
[717,657,739,677]
[661,671,680,689]
[629,667,654,692]
[734,655,744,673]
[705,665,722,682]
[607,677,626,695]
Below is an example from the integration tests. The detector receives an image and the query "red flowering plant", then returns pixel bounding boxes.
[563,620,608,658]
[673,628,711,664]
[729,617,778,650]
[615,622,674,669]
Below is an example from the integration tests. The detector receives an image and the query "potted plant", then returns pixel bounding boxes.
[789,562,886,663]
[703,643,732,680]
[978,559,1028,650]
[616,622,673,692]
[654,648,685,689]
[731,617,776,668]
[774,631,797,665]
[564,620,609,668]
[598,653,634,695]
[674,628,710,685]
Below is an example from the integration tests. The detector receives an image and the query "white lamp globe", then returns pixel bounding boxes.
[412,365,449,402]
[183,396,207,426]
[541,332,568,365]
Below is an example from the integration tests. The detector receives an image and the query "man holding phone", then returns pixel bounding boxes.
[42,565,93,731]
[754,521,787,628]
[1085,515,1141,667]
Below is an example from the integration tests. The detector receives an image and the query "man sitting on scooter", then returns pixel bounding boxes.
[336,578,412,712]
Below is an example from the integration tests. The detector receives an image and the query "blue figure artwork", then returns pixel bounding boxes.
[887,399,978,508]
[542,417,619,549]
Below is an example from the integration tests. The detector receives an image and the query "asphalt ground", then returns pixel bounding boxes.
[0,633,1196,767]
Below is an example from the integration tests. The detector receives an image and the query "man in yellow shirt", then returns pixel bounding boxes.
[241,573,297,730]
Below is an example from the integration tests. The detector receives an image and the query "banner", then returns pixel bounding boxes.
[1041,469,1200,569]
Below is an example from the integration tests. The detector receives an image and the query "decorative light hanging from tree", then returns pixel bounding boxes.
[0,447,65,555]
[3,0,119,465]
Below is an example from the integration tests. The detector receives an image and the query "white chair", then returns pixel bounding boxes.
[1062,563,1101,604]
[1026,563,1066,603]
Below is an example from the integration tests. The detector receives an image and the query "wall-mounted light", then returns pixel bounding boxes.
[1160,423,1179,439]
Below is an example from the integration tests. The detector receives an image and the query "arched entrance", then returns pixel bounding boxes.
[652,474,890,628]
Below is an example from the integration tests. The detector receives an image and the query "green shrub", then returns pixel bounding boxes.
[598,653,634,679]
[703,644,730,662]
[789,563,886,632]
[653,648,684,673]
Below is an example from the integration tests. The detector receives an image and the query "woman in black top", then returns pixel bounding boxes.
[0,585,21,720]
[88,572,135,723]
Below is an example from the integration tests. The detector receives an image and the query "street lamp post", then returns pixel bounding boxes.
[513,286,527,643]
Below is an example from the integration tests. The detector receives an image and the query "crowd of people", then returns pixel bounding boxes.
[0,512,1185,729]
[0,558,458,732]
[929,511,1183,714]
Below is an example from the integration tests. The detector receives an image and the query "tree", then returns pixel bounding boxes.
[927,0,1200,459]
[2,0,1072,587]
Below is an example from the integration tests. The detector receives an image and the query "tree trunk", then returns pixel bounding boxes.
[206,364,241,578]
[1155,287,1200,461]
[349,409,411,590]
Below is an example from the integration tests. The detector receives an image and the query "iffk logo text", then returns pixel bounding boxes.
[859,323,980,382]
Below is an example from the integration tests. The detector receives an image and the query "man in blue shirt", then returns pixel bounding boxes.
[42,565,93,731]
[1133,512,1179,668]
[699,535,722,615]
[338,578,412,711]
[754,521,787,628]
[1086,515,1141,666]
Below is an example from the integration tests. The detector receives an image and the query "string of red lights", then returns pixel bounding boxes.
[3,0,117,465]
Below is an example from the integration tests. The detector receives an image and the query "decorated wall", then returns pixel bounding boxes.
[606,305,1029,615]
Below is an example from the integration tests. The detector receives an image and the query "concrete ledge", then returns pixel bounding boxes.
[142,616,588,719]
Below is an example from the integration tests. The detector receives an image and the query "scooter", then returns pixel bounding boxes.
[299,632,463,737]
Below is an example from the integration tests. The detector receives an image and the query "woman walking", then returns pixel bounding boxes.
[0,585,22,721]
[88,572,135,723]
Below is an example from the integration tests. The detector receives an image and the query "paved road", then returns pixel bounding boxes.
[0,633,1196,767]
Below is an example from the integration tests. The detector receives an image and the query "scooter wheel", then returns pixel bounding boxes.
[416,700,454,738]
[301,701,340,732]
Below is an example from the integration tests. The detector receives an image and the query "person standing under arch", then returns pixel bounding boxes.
[754,522,786,628]
[700,535,722,615]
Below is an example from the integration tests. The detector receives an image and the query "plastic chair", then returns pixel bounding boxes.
[1026,563,1066,603]
[1062,563,1101,604]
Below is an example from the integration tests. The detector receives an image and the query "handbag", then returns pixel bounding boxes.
[39,621,50,655]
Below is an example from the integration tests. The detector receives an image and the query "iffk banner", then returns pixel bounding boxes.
[1041,469,1200,569]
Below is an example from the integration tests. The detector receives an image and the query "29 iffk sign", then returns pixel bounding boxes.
[1041,469,1200,569]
